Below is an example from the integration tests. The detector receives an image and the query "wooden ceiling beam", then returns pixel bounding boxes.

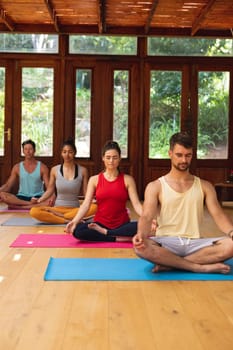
[0,8,14,31]
[59,25,232,38]
[44,0,60,33]
[98,0,106,34]
[0,24,231,38]
[191,0,216,36]
[144,0,159,34]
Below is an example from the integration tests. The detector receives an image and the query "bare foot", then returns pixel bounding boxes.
[152,264,172,273]
[152,262,230,274]
[88,222,107,235]
[199,262,231,274]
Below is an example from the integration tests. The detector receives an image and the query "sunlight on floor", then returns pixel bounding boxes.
[12,253,21,261]
[0,275,5,283]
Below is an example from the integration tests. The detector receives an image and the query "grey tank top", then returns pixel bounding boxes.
[54,164,82,207]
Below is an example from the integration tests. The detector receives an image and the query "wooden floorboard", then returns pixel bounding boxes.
[0,204,233,350]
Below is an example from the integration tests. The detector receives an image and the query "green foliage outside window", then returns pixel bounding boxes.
[75,70,91,158]
[148,37,233,56]
[113,70,129,157]
[149,71,181,158]
[0,36,231,159]
[70,35,137,55]
[21,68,54,156]
[21,99,53,156]
[197,71,229,158]
[0,34,58,53]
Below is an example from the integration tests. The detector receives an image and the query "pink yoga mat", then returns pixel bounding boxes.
[10,234,133,248]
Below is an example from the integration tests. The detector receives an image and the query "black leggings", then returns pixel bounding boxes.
[73,221,137,242]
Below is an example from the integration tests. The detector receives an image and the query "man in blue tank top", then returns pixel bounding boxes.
[0,139,50,209]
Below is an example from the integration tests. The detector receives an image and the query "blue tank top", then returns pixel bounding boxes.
[17,161,44,197]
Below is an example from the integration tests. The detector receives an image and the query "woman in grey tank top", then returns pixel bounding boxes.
[30,139,97,224]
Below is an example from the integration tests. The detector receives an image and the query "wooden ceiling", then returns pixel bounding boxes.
[0,0,232,37]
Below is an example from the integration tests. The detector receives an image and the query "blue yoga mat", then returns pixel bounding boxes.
[44,257,233,281]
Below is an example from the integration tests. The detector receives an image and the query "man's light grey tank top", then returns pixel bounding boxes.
[54,164,82,207]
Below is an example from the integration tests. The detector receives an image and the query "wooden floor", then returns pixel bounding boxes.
[0,203,233,350]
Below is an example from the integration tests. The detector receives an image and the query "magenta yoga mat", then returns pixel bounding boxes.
[10,234,133,248]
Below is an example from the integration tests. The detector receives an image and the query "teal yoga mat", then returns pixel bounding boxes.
[44,257,233,281]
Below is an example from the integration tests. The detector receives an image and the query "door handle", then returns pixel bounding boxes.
[4,128,11,141]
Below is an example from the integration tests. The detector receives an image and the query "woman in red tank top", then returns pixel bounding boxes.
[65,141,143,241]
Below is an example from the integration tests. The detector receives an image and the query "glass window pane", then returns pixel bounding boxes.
[113,70,129,158]
[21,68,54,156]
[148,37,233,57]
[70,35,137,55]
[149,70,181,158]
[197,71,229,159]
[0,67,5,156]
[0,34,58,53]
[75,70,91,158]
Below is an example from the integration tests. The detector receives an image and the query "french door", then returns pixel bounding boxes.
[0,59,62,186]
[65,59,143,194]
[0,60,14,185]
[143,60,232,190]
[1,57,231,197]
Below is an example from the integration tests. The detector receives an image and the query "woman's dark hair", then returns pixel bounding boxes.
[61,138,77,154]
[102,140,121,157]
[169,132,193,150]
[22,139,36,151]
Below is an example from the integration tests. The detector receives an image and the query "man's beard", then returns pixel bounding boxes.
[173,163,190,172]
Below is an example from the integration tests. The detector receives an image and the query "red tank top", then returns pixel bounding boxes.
[94,172,130,228]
